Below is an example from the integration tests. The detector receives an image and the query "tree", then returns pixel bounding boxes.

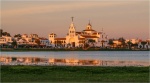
[108,39,114,48]
[127,40,132,49]
[14,34,21,38]
[118,37,126,48]
[35,39,41,46]
[0,29,3,37]
[88,39,95,47]
[84,43,89,48]
[67,43,71,48]
[141,41,147,49]
[2,32,11,36]
[11,40,17,48]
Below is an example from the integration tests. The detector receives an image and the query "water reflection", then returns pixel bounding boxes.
[0,56,149,66]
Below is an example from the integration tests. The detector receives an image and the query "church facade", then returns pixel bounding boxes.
[49,18,108,48]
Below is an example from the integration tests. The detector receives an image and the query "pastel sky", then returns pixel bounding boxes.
[1,0,149,40]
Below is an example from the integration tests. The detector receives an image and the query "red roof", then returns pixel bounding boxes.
[39,37,48,40]
[79,38,85,40]
[92,33,97,35]
[81,35,99,38]
[76,32,82,34]
[50,33,56,35]
[55,38,66,40]
[83,29,95,31]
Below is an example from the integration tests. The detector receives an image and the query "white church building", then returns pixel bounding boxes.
[49,17,108,48]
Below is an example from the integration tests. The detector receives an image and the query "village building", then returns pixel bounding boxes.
[39,37,51,47]
[14,34,51,48]
[15,34,38,48]
[0,36,13,47]
[0,29,13,47]
[49,17,108,48]
[138,39,150,49]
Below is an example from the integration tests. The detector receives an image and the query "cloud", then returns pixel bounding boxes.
[2,1,130,17]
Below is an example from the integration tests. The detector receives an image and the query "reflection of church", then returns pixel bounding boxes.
[49,17,108,47]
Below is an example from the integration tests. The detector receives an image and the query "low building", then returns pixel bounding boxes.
[0,36,13,47]
[39,37,51,47]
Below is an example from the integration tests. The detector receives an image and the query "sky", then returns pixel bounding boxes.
[1,0,149,40]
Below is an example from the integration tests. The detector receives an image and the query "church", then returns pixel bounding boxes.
[49,17,108,48]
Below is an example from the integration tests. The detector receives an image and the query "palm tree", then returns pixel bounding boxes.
[14,34,21,38]
[35,39,41,47]
[11,40,17,48]
[88,39,95,47]
[118,37,126,48]
[141,41,147,49]
[108,39,114,48]
[127,40,132,49]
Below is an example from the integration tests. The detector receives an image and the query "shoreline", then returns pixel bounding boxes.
[1,48,149,52]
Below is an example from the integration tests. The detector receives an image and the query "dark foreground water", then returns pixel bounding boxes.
[0,51,149,66]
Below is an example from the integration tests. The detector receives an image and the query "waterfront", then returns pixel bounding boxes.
[1,51,149,66]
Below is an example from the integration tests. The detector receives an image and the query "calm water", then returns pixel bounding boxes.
[1,51,149,62]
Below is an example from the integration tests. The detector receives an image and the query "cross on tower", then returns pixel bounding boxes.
[87,19,91,25]
[71,17,74,22]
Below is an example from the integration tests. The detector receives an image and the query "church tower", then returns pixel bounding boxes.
[66,17,79,47]
[86,20,92,30]
[49,33,56,45]
[69,17,76,38]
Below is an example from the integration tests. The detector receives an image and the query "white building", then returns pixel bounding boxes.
[0,36,13,47]
[39,37,51,47]
[125,39,139,44]
[49,18,107,48]
[15,34,39,47]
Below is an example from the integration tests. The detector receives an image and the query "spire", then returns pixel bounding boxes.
[70,17,75,29]
[71,16,74,22]
[88,19,91,25]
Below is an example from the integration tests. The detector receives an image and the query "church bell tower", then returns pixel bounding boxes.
[69,17,76,38]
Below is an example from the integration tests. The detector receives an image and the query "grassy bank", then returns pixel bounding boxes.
[1,66,149,82]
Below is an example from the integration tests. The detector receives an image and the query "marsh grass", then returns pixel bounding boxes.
[1,66,149,82]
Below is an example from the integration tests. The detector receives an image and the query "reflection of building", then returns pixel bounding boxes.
[49,17,107,48]
[0,56,149,66]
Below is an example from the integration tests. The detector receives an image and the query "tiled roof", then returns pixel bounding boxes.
[92,33,97,35]
[81,35,99,38]
[76,32,82,34]
[50,33,56,35]
[39,37,48,40]
[79,38,85,40]
[83,29,95,31]
[55,38,66,40]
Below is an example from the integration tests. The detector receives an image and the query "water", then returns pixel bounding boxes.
[0,51,149,66]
